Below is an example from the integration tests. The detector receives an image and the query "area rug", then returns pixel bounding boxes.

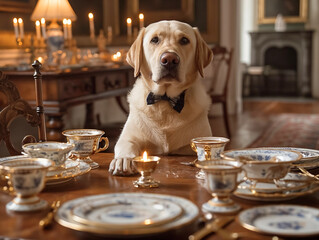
[249,113,319,149]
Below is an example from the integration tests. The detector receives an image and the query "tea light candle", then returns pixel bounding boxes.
[67,19,72,40]
[127,18,132,38]
[139,13,144,29]
[63,18,68,40]
[35,20,41,40]
[111,51,122,62]
[40,18,47,39]
[18,18,24,40]
[13,18,19,39]
[88,13,95,39]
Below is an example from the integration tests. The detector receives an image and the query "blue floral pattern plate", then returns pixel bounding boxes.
[55,193,199,236]
[239,205,319,237]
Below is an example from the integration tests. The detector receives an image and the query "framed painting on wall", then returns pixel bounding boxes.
[258,0,308,24]
[0,0,34,13]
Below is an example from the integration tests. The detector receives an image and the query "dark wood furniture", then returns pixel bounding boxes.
[0,61,47,155]
[208,45,233,137]
[0,153,318,240]
[4,65,134,141]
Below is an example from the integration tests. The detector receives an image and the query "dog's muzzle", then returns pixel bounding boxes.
[158,52,180,80]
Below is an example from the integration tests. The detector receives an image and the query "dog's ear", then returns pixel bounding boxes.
[193,27,213,77]
[126,28,146,77]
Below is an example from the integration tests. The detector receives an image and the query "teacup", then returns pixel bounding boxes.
[0,158,53,212]
[62,129,109,169]
[22,141,74,168]
[191,137,230,179]
[196,159,243,213]
[222,148,302,184]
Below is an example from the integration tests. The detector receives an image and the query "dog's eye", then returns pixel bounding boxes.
[180,37,190,45]
[150,37,159,44]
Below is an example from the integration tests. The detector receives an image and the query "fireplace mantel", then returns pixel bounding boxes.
[250,30,314,97]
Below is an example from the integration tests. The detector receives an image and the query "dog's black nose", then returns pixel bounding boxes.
[160,52,180,70]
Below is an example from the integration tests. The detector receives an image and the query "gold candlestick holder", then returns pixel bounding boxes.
[132,155,160,188]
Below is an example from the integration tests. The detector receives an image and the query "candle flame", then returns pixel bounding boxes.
[116,51,121,57]
[139,13,144,20]
[143,151,148,161]
[13,18,18,23]
[18,18,23,24]
[127,18,132,24]
[88,13,94,19]
[36,20,40,26]
[41,18,45,24]
[63,18,67,25]
[67,19,72,25]
[37,57,43,63]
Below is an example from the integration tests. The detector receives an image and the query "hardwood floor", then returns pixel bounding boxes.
[209,98,319,150]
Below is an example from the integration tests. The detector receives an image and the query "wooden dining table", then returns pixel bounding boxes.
[0,153,318,240]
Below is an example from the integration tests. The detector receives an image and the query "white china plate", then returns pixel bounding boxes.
[46,160,91,185]
[71,196,183,228]
[251,147,319,168]
[55,193,199,236]
[234,183,319,201]
[239,205,319,237]
[238,181,307,194]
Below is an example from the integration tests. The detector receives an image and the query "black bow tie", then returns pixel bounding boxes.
[146,91,186,113]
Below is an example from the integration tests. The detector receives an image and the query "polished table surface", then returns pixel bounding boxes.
[1,153,319,240]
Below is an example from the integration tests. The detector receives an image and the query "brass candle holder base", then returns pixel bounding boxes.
[132,156,160,188]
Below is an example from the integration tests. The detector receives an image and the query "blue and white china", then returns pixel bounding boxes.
[0,158,53,212]
[234,182,319,201]
[191,137,230,180]
[46,159,79,177]
[196,159,243,213]
[55,193,199,236]
[46,160,91,185]
[259,147,319,169]
[71,196,183,228]
[62,129,109,169]
[22,141,74,167]
[222,148,302,182]
[239,205,319,237]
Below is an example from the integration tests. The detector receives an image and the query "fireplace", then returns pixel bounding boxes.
[250,30,313,97]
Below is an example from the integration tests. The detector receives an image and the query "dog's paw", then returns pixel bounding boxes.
[108,157,138,176]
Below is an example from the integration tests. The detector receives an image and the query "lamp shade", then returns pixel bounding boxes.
[31,0,77,21]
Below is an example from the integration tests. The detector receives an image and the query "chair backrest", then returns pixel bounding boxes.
[0,61,46,156]
[206,45,233,96]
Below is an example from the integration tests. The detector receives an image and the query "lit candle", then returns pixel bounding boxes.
[13,18,19,39]
[127,18,132,38]
[63,18,68,40]
[67,19,72,40]
[139,13,144,29]
[88,12,95,39]
[18,18,24,39]
[35,20,41,40]
[37,57,43,63]
[142,151,149,162]
[41,18,47,39]
[111,54,118,62]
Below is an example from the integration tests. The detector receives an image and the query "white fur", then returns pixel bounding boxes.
[109,20,213,175]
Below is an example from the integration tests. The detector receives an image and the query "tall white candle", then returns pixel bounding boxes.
[139,13,144,29]
[63,18,68,40]
[41,18,47,39]
[13,18,19,39]
[67,19,72,40]
[18,18,24,39]
[127,18,132,38]
[35,20,41,40]
[88,13,95,39]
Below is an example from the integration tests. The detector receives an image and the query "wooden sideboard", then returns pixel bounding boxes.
[4,65,134,141]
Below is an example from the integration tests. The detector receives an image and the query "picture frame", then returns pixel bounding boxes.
[258,0,308,24]
[0,0,34,13]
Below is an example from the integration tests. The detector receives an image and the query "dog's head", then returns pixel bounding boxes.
[126,20,212,96]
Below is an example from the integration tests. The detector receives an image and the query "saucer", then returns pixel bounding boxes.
[46,161,91,185]
[239,205,319,237]
[238,181,307,194]
[47,159,79,177]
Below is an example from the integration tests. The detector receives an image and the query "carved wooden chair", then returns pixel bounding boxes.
[207,45,233,137]
[0,61,46,155]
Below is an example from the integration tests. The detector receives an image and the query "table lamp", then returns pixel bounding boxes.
[30,0,77,51]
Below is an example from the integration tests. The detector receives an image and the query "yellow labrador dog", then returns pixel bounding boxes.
[109,20,213,176]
